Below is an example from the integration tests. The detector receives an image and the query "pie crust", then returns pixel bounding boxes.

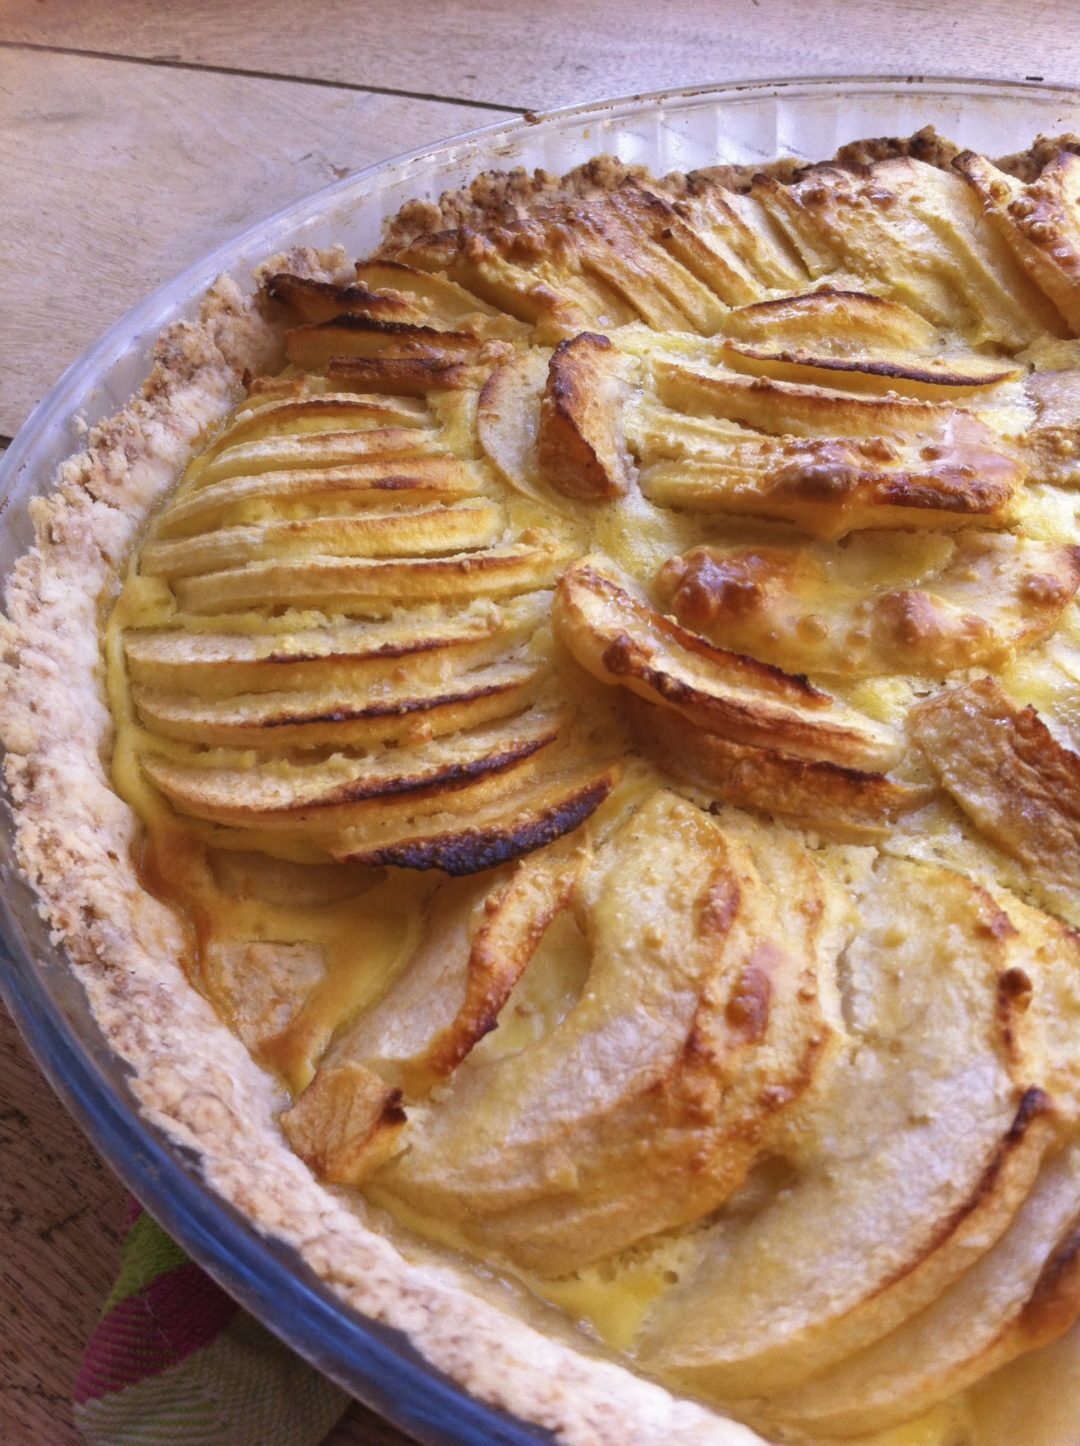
[6,129,1080,1445]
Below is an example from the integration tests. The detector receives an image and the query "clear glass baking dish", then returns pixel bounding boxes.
[3,76,1080,1446]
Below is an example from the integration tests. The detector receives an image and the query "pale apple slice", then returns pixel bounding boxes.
[312,837,588,1109]
[195,427,438,487]
[141,501,504,580]
[759,1142,1080,1439]
[372,791,844,1273]
[628,696,929,837]
[124,594,547,697]
[280,1060,407,1185]
[399,228,635,336]
[553,554,901,770]
[208,393,432,454]
[679,183,809,299]
[956,149,1080,334]
[1025,369,1080,488]
[477,348,549,500]
[720,289,939,352]
[537,332,634,501]
[264,272,422,324]
[655,534,1080,679]
[153,456,487,539]
[719,339,1021,399]
[134,654,542,750]
[638,857,1057,1400]
[911,676,1080,924]
[175,536,573,614]
[654,356,978,438]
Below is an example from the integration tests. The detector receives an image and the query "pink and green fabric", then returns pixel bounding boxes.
[73,1200,350,1445]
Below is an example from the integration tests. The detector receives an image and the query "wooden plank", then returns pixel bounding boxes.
[0,49,495,436]
[0,1000,416,1442]
[2,0,1078,112]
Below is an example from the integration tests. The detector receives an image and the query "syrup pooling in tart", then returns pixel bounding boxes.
[106,134,1080,1443]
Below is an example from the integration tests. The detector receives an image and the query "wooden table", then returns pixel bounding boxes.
[2,5,1080,1441]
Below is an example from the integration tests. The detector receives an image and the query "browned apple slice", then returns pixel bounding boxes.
[956,149,1080,334]
[284,315,501,371]
[280,1060,407,1185]
[537,332,634,501]
[910,676,1080,923]
[263,272,422,324]
[721,289,939,352]
[175,536,573,614]
[639,423,1020,538]
[134,656,543,750]
[324,356,476,395]
[758,1142,1080,1438]
[639,857,1060,1402]
[371,791,843,1272]
[335,754,621,874]
[628,696,929,837]
[655,534,1080,678]
[553,554,901,770]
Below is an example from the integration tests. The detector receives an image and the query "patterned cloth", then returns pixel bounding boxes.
[73,1200,350,1445]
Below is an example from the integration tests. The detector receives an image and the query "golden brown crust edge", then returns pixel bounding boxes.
[0,253,762,1446]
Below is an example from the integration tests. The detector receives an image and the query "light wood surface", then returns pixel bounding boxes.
[1,6,1079,1443]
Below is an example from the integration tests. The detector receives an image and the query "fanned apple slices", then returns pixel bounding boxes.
[638,857,1080,1411]
[364,792,848,1274]
[105,131,1080,1442]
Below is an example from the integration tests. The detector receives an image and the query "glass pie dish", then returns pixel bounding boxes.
[3,75,1080,1446]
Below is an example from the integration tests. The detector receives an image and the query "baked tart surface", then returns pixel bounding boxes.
[9,129,1080,1444]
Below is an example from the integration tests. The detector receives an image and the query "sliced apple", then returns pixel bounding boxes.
[721,288,939,352]
[263,272,421,324]
[719,339,1021,399]
[135,655,542,751]
[195,426,438,487]
[628,696,929,837]
[639,857,1058,1401]
[655,534,1080,678]
[956,149,1080,334]
[372,791,843,1273]
[477,348,549,500]
[175,536,573,614]
[553,554,901,770]
[910,676,1080,924]
[537,332,634,500]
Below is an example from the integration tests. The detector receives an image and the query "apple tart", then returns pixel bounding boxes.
[8,128,1080,1445]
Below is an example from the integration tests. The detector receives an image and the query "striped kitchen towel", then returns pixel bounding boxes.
[73,1200,350,1446]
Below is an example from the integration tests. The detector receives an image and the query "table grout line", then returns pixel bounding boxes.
[0,39,525,115]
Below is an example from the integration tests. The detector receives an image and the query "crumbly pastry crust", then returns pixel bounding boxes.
[6,132,1080,1445]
